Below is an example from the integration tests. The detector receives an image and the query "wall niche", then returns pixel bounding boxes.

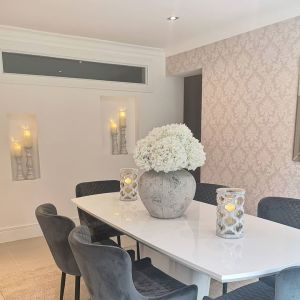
[8,114,40,181]
[100,96,137,155]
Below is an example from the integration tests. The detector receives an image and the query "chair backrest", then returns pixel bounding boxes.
[258,197,300,229]
[194,183,227,205]
[75,180,121,241]
[275,267,300,300]
[35,203,80,276]
[76,180,120,197]
[69,225,142,300]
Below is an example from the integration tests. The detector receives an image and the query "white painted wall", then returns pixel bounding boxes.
[0,27,184,243]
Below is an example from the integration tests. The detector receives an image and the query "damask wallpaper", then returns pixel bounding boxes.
[167,17,300,214]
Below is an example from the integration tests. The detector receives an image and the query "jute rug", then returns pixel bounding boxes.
[0,264,89,300]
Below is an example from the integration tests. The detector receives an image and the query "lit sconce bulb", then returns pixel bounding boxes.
[22,126,33,148]
[119,109,126,127]
[11,139,22,157]
[110,119,118,134]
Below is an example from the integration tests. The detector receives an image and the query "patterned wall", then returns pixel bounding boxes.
[167,17,300,214]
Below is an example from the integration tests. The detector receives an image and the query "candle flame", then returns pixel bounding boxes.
[119,110,126,118]
[110,119,117,128]
[225,203,236,212]
[22,125,32,137]
[124,177,132,185]
[23,129,31,137]
[11,138,22,156]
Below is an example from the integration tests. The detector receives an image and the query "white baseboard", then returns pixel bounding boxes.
[0,217,80,244]
[0,223,42,244]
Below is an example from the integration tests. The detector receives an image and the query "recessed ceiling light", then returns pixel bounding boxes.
[167,16,179,21]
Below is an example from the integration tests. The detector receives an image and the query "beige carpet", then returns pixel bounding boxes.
[0,264,89,300]
[0,236,253,299]
[0,262,254,299]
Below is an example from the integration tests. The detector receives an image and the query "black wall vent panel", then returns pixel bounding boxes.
[2,52,146,84]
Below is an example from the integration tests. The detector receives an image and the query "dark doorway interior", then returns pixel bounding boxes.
[184,74,202,182]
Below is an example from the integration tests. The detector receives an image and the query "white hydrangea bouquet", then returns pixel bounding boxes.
[134,123,206,173]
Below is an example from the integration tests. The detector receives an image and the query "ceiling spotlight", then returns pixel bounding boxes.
[167,16,179,21]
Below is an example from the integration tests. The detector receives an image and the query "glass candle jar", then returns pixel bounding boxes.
[216,188,245,239]
[120,168,138,201]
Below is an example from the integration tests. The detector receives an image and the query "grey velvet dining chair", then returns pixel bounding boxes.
[257,196,300,288]
[203,266,300,300]
[35,203,119,300]
[36,203,81,300]
[194,183,227,206]
[76,179,141,260]
[69,225,198,300]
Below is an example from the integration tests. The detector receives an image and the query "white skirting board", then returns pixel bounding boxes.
[0,223,43,243]
[0,217,79,244]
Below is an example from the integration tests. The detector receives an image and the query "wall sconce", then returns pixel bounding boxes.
[119,109,128,155]
[110,119,119,155]
[8,114,40,181]
[11,139,25,181]
[22,126,35,179]
[109,108,128,155]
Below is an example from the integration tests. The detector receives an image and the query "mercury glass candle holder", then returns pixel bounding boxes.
[120,168,138,201]
[216,188,245,239]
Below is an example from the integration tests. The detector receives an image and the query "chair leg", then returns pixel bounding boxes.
[136,241,141,260]
[60,272,66,300]
[117,235,121,246]
[75,276,80,300]
[223,283,228,294]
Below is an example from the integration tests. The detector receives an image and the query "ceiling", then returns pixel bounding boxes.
[0,0,300,56]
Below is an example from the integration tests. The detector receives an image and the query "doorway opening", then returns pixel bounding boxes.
[184,73,202,182]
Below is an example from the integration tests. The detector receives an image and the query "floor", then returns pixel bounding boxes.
[0,237,252,299]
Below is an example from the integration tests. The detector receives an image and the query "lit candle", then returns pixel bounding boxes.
[22,127,33,148]
[119,110,126,128]
[120,168,138,201]
[225,203,236,212]
[110,120,118,135]
[124,177,132,185]
[11,140,22,157]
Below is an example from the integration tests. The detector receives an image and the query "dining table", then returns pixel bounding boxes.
[72,192,300,300]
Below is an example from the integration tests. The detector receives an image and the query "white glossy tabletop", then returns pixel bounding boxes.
[72,193,300,283]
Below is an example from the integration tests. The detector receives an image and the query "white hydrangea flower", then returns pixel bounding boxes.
[134,123,206,173]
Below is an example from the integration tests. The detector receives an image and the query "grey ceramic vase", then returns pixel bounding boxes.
[138,169,196,219]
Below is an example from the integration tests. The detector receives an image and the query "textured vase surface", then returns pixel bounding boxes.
[138,169,196,219]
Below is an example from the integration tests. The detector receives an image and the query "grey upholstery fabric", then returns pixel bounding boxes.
[203,281,275,300]
[204,267,300,300]
[194,183,227,206]
[258,197,300,229]
[258,197,300,287]
[275,267,300,300]
[35,203,81,276]
[76,180,122,242]
[69,225,198,300]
